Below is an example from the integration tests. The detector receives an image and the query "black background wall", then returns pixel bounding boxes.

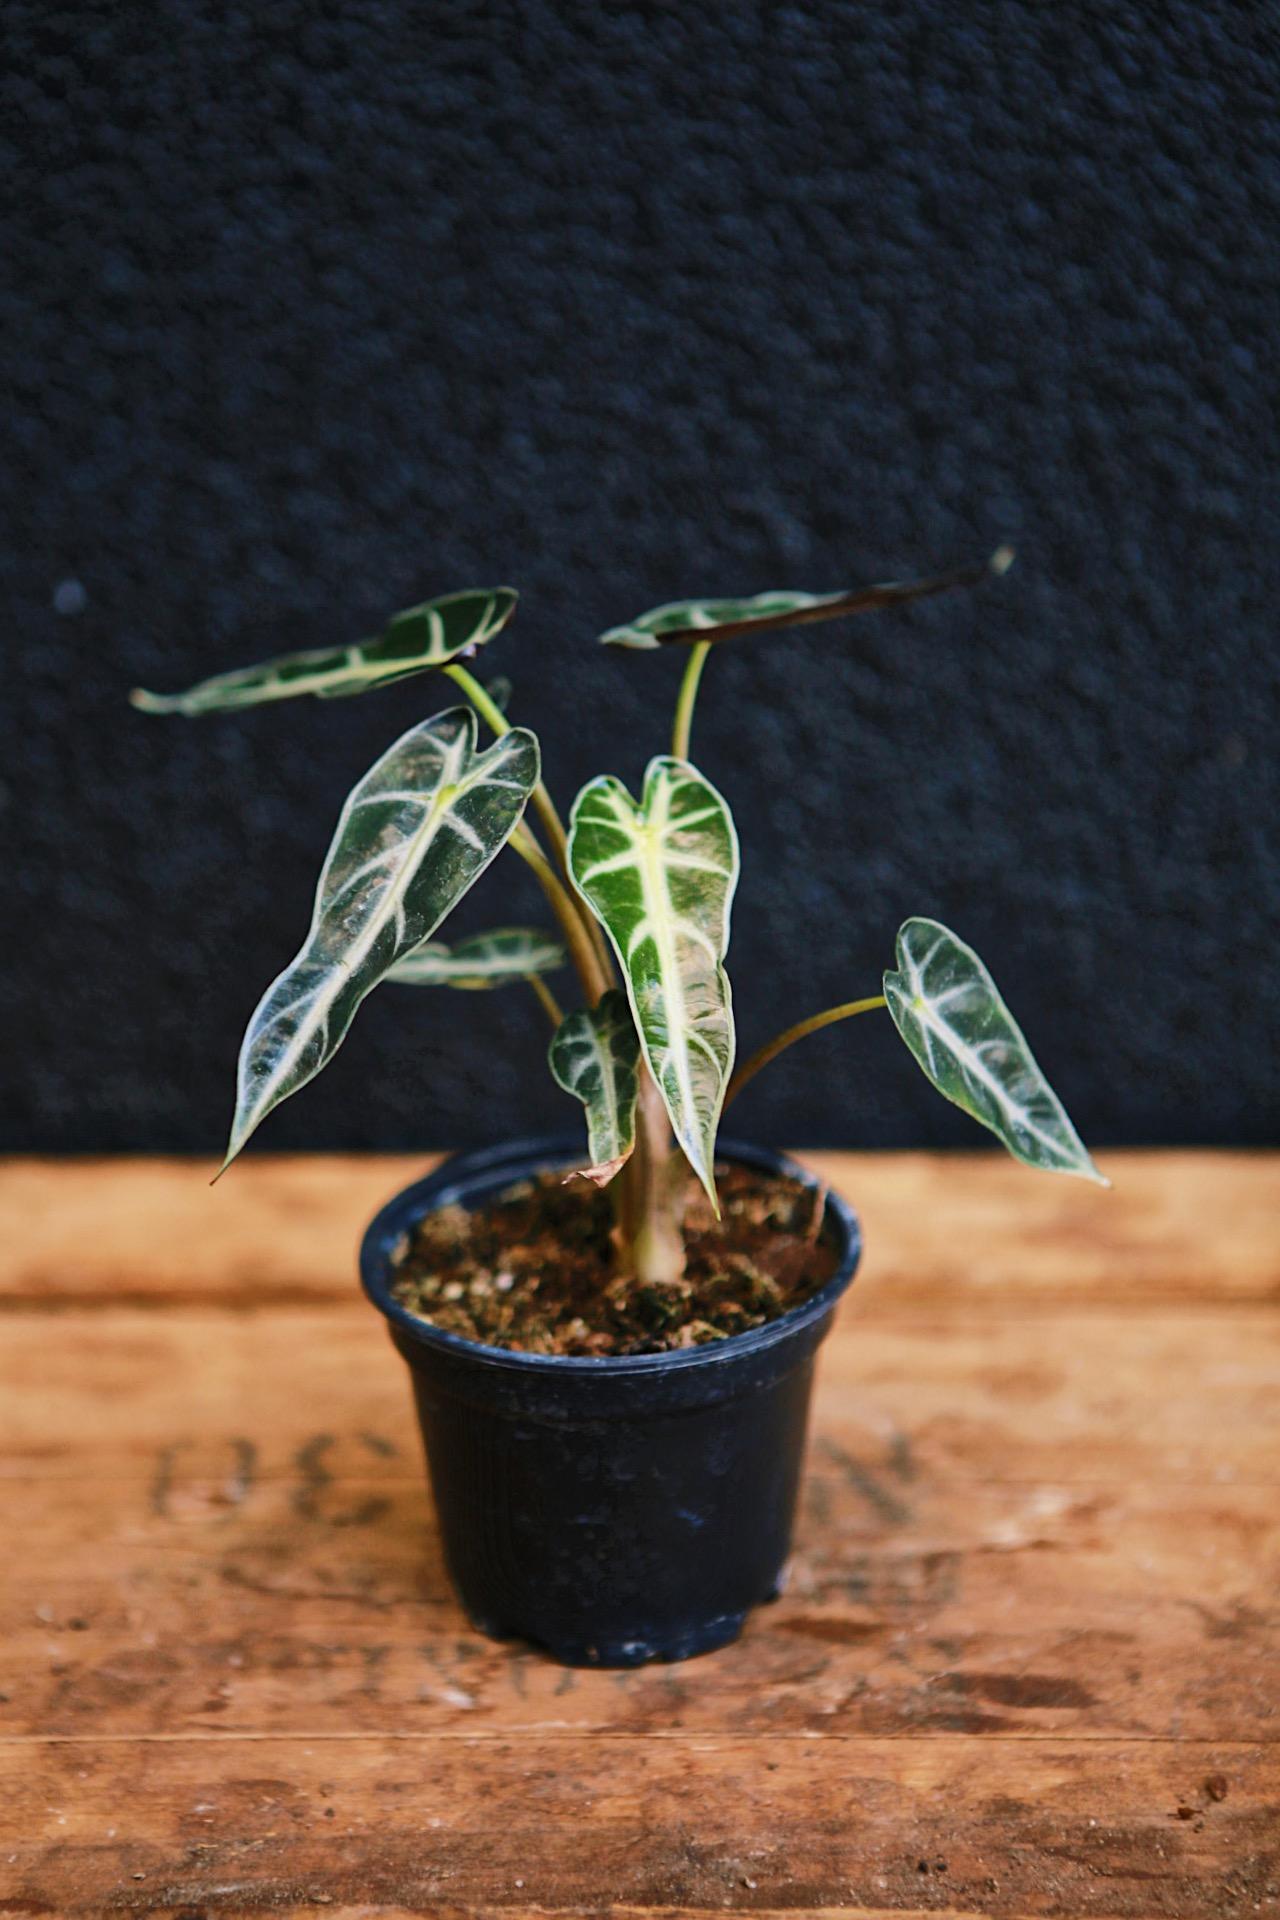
[4,2,1277,1157]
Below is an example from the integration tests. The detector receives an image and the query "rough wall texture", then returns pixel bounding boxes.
[4,2,1277,1156]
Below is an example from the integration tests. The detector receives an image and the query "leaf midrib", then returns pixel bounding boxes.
[903,960,1075,1166]
[589,1015,622,1147]
[243,731,507,1130]
[159,592,503,711]
[633,778,703,1168]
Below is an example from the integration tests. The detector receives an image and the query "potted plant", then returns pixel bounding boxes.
[133,548,1105,1665]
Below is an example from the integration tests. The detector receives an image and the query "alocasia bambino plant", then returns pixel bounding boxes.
[133,545,1105,1288]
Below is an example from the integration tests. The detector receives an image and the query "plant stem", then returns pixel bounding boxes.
[445,662,569,856]
[627,1066,685,1285]
[447,662,673,1273]
[526,972,565,1029]
[671,640,711,760]
[446,660,616,986]
[724,995,888,1107]
[444,659,510,735]
[509,826,610,1003]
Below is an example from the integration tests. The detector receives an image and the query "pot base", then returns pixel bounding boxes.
[465,1601,769,1667]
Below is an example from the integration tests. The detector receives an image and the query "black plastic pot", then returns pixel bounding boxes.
[360,1135,860,1666]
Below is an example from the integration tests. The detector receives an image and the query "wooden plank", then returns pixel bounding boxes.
[805,1147,1280,1309]
[3,1304,1276,1486]
[0,1735,1274,1918]
[1,1152,1277,1919]
[0,1153,429,1308]
[1,1470,1275,1744]
[2,1149,1275,1309]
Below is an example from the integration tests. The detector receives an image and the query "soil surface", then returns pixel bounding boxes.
[390,1162,840,1355]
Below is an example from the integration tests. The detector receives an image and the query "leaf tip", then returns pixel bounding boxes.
[213,1126,247,1184]
[129,687,168,713]
[989,544,1016,577]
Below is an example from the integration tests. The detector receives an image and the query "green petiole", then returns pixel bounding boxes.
[724,995,888,1108]
[670,640,711,761]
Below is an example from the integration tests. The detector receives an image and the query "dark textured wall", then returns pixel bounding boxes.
[4,2,1277,1158]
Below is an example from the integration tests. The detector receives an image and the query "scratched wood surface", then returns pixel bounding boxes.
[1,1149,1276,1919]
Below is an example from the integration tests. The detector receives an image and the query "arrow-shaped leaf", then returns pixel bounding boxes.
[548,990,642,1187]
[568,758,738,1211]
[132,587,517,714]
[599,550,1013,649]
[884,918,1106,1184]
[223,707,539,1170]
[389,926,566,990]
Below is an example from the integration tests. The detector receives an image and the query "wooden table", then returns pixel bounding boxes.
[2,1150,1277,1919]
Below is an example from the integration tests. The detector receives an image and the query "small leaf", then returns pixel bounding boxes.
[389,926,566,990]
[599,549,1013,649]
[132,587,517,714]
[222,707,539,1170]
[884,917,1106,1184]
[568,758,738,1211]
[548,990,642,1187]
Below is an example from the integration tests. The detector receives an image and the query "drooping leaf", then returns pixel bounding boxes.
[389,926,566,990]
[131,587,517,714]
[598,549,1013,649]
[568,757,738,1210]
[883,918,1106,1184]
[223,707,539,1170]
[548,990,642,1187]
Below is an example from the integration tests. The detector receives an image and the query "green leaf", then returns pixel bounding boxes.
[548,990,642,1187]
[883,918,1106,1184]
[599,549,1014,649]
[131,587,517,714]
[568,757,738,1211]
[388,926,566,990]
[222,707,539,1171]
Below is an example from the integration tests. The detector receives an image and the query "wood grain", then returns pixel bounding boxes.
[2,1737,1275,1918]
[3,1148,1275,1309]
[4,1304,1276,1485]
[1,1150,1277,1918]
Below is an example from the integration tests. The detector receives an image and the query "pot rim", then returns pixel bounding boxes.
[360,1134,861,1379]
